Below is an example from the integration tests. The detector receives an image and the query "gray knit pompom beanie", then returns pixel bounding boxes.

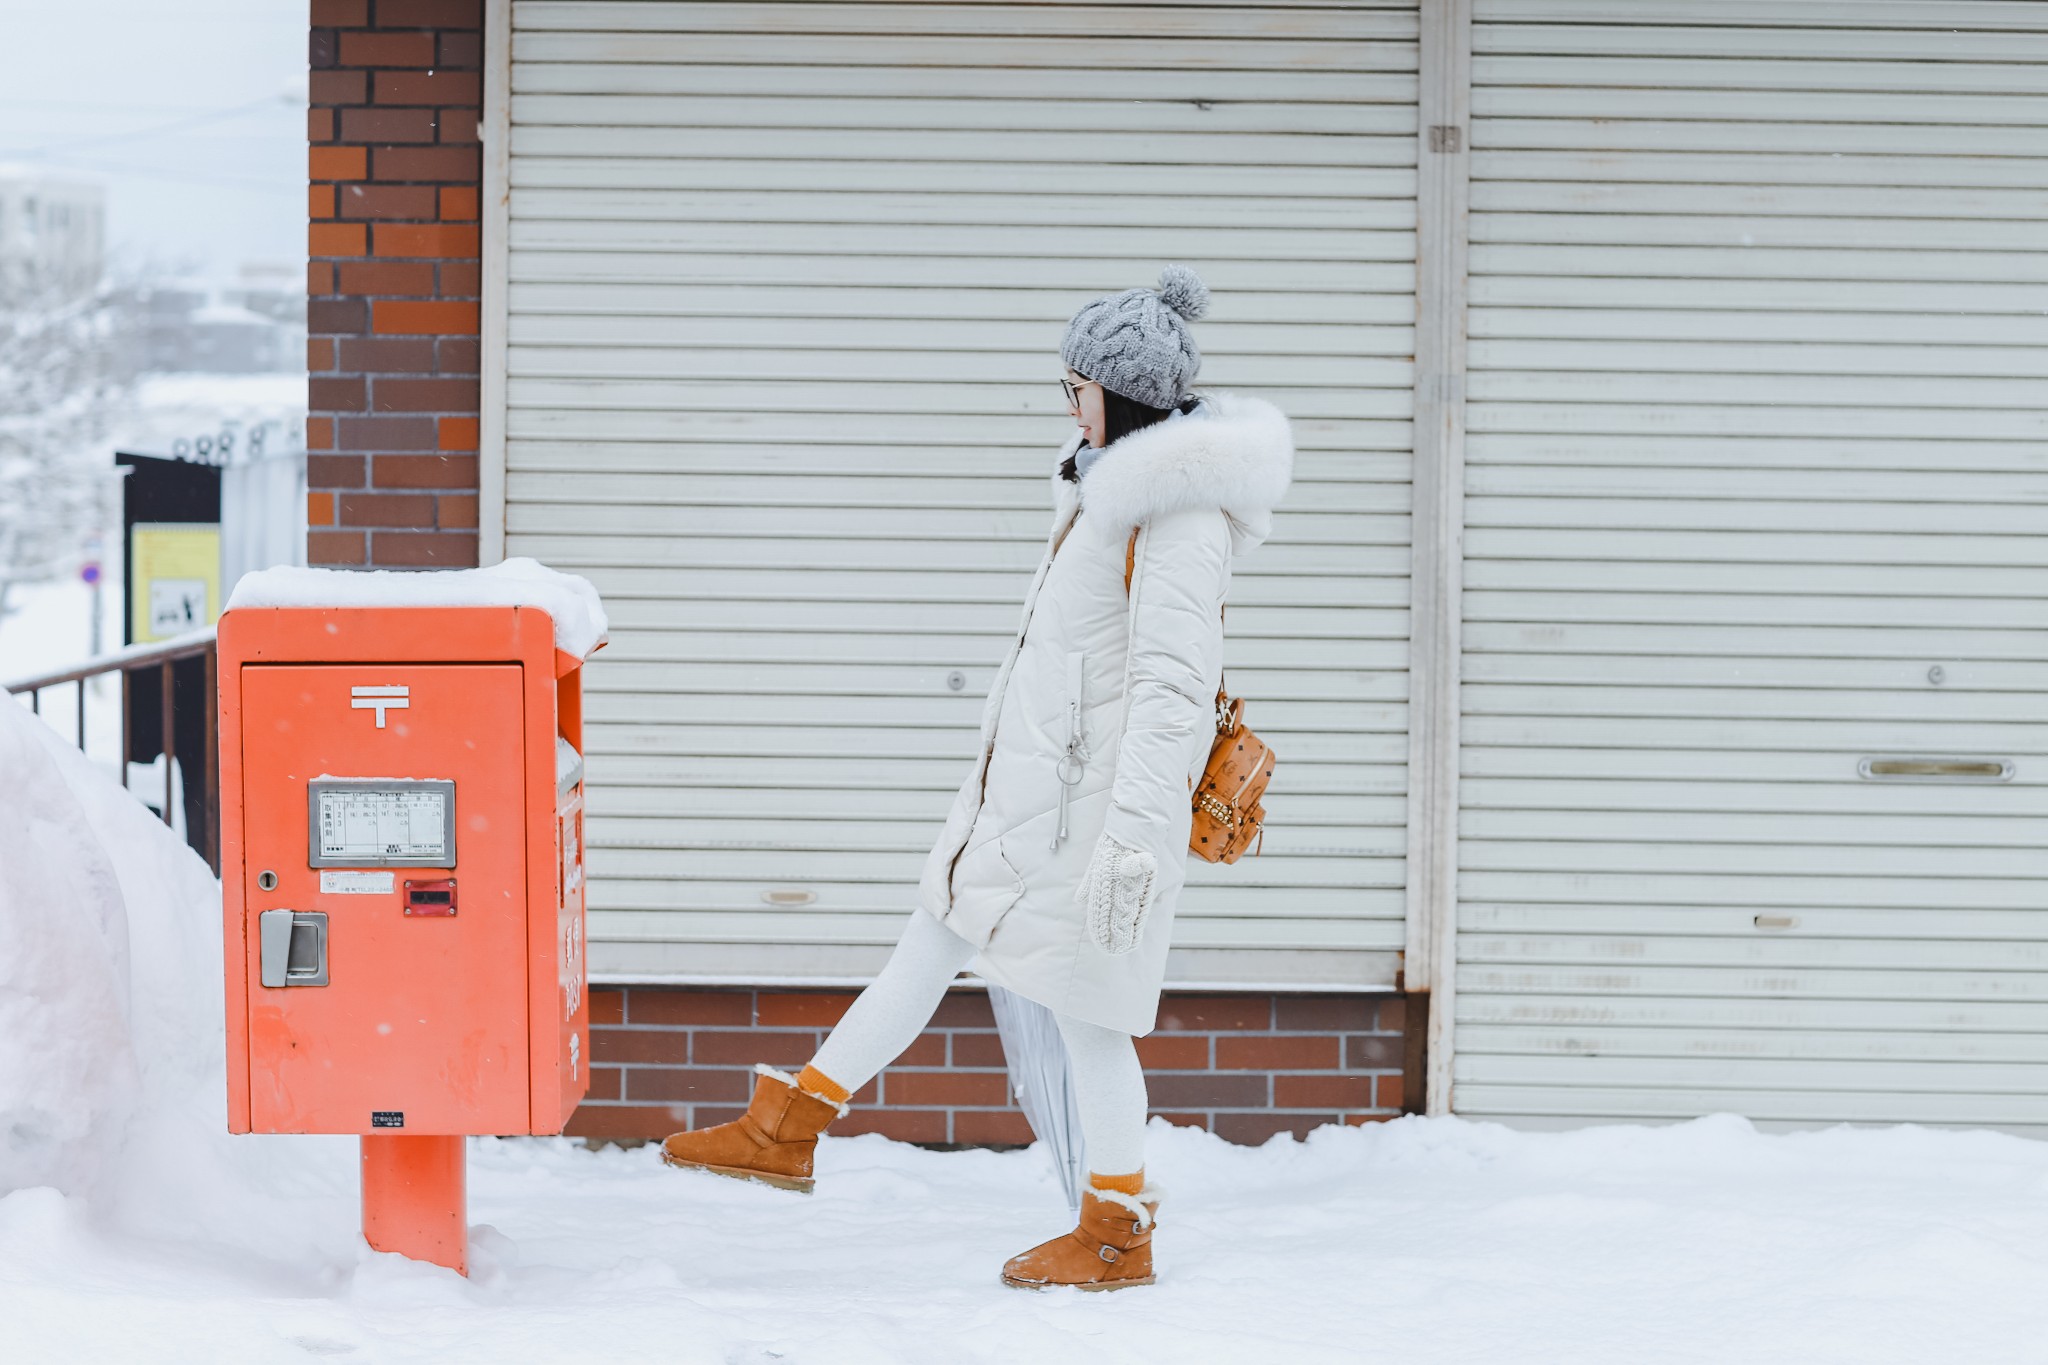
[1061,264,1211,410]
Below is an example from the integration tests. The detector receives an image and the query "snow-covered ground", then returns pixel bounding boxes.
[5,1083,2048,1364]
[5,644,2048,1364]
[1,573,103,682]
[1,576,124,768]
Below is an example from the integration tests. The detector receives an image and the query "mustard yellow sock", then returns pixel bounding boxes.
[796,1064,850,1105]
[1089,1169,1145,1196]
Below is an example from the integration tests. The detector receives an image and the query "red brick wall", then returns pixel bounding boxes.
[307,0,485,569]
[571,987,1406,1147]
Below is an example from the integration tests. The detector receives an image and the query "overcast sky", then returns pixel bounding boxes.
[0,0,305,282]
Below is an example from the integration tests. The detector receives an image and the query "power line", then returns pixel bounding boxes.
[15,151,300,196]
[0,92,296,161]
[0,97,243,111]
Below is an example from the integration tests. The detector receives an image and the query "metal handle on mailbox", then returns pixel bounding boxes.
[260,910,330,988]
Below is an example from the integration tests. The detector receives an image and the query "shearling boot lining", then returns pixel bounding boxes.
[1090,1184,1163,1230]
[755,1062,852,1118]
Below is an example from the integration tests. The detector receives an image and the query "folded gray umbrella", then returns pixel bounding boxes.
[986,983,1086,1211]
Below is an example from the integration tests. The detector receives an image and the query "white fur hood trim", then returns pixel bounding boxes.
[1073,391,1294,543]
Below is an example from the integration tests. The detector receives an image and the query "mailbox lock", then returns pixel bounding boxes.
[257,870,279,891]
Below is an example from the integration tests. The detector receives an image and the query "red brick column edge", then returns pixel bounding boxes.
[571,988,1406,1146]
[308,0,485,570]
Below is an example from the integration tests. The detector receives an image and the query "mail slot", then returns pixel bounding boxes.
[403,878,458,917]
[217,588,604,1275]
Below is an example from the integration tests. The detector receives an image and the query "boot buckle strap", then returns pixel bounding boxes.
[1097,1244,1119,1263]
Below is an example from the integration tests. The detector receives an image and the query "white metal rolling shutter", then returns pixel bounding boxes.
[502,2,1419,984]
[1454,1,2048,1127]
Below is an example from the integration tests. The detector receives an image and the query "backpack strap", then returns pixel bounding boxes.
[1122,525,1229,722]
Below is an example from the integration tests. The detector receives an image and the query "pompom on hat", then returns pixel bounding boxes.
[1061,264,1211,410]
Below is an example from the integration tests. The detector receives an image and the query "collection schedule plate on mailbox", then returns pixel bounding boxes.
[308,778,457,868]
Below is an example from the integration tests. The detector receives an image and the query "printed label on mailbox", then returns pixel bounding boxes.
[320,870,395,895]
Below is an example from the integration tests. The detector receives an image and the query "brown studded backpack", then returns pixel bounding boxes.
[1124,528,1273,864]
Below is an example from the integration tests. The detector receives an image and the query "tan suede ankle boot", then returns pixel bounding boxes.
[1000,1186,1161,1291]
[660,1064,847,1194]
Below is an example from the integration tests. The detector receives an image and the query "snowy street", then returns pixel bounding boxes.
[5,1112,2048,1363]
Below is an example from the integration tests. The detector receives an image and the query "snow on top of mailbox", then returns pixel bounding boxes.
[225,557,609,656]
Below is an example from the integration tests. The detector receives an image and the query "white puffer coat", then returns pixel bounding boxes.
[916,392,1295,1035]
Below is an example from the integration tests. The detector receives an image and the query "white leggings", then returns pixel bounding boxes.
[807,910,1150,1175]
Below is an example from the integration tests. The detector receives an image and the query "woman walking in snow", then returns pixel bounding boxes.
[660,266,1294,1291]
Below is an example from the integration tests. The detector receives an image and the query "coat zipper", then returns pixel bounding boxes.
[1051,650,1089,850]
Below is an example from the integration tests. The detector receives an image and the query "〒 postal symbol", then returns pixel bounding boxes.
[351,685,409,728]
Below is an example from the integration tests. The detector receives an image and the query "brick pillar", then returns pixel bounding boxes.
[308,0,485,570]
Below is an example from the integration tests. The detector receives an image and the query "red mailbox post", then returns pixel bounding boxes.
[217,604,599,1274]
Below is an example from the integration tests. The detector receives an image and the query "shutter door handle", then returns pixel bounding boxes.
[1858,757,2012,782]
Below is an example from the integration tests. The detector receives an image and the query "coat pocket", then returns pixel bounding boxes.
[1050,649,1089,850]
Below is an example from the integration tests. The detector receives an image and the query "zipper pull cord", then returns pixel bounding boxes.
[1053,772,1069,851]
[1052,699,1085,849]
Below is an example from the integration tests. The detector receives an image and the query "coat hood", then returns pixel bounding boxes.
[1066,391,1294,552]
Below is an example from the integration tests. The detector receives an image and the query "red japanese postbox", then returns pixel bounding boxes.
[217,600,601,1274]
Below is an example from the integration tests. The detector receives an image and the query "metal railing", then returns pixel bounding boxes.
[5,626,220,874]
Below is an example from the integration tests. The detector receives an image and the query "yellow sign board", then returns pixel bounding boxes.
[130,522,221,642]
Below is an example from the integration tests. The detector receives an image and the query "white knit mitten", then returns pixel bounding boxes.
[1076,834,1158,955]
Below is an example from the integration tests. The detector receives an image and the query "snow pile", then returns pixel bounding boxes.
[0,703,138,1195]
[0,699,345,1262]
[225,556,608,657]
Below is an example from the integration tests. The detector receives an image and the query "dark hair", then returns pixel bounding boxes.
[1102,386,1177,447]
[1059,386,1202,481]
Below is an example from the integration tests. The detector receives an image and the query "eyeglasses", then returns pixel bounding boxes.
[1058,375,1100,410]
